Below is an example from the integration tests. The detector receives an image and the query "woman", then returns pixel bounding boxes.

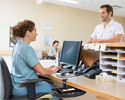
[10,20,60,100]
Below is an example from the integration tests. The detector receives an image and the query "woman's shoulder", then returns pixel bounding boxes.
[14,40,33,54]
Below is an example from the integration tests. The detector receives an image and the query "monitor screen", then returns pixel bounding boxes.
[60,40,82,66]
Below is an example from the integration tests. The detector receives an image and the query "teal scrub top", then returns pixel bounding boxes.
[11,40,40,95]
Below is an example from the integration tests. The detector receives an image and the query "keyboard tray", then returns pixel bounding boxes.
[51,85,86,98]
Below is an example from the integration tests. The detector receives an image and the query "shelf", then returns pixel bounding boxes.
[117,72,125,75]
[100,48,125,82]
[101,60,117,65]
[118,59,125,60]
[118,51,125,53]
[117,79,125,82]
[102,50,117,53]
[101,57,117,60]
[117,65,125,68]
[117,75,125,82]
[112,76,117,81]
[100,64,117,67]
[102,68,117,72]
[112,71,117,74]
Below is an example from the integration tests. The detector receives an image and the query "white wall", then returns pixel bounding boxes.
[0,0,125,51]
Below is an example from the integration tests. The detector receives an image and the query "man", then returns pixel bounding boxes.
[88,4,124,43]
[48,40,59,59]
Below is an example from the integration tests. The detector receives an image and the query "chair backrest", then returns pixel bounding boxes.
[47,49,50,56]
[0,56,12,99]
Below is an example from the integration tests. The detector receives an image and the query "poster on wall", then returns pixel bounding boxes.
[43,34,52,46]
[9,27,18,47]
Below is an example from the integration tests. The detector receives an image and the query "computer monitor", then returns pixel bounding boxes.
[60,40,82,67]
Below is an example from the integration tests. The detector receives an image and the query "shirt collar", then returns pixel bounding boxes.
[108,19,113,26]
[102,19,113,27]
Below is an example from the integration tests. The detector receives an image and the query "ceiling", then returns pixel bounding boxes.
[43,0,125,18]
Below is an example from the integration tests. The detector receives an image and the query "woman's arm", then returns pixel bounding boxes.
[33,63,60,76]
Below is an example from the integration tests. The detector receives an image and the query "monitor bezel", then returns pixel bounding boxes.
[60,40,82,67]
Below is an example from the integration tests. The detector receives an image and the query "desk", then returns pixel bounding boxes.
[39,60,125,100]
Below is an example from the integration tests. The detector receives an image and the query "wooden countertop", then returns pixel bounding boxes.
[82,43,125,47]
[0,51,12,55]
[0,50,47,55]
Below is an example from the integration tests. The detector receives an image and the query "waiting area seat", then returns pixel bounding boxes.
[34,48,43,60]
[42,50,55,60]
[0,56,53,100]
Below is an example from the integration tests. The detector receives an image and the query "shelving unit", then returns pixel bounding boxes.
[100,50,125,82]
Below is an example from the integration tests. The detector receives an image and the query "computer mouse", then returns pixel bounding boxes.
[61,72,70,76]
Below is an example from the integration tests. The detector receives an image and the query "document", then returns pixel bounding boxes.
[95,44,100,51]
[83,44,88,50]
[88,44,95,49]
[100,44,106,51]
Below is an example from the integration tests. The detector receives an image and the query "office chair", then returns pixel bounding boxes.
[0,56,53,100]
[42,50,55,60]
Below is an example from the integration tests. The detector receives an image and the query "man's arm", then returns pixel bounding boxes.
[87,37,93,43]
[47,48,54,56]
[92,34,123,43]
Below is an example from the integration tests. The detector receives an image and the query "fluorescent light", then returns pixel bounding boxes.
[59,0,79,4]
[112,5,122,10]
[82,0,92,2]
[37,0,43,4]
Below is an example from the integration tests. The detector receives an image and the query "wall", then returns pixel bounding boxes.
[123,18,125,41]
[0,0,125,51]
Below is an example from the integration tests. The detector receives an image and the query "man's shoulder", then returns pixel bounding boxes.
[112,20,122,26]
[95,23,103,29]
[49,47,55,51]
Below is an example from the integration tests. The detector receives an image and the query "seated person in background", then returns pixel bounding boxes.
[48,40,59,59]
[10,20,60,100]
[87,4,124,43]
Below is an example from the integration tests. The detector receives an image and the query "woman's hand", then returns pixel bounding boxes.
[48,65,56,70]
[52,66,61,73]
[48,65,60,73]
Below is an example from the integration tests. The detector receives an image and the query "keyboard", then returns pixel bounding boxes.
[58,68,73,73]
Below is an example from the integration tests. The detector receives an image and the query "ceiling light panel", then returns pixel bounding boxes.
[59,0,79,4]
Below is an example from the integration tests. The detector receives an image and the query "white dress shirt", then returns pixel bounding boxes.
[91,19,124,42]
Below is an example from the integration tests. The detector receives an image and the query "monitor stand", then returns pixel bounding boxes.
[63,65,72,69]
[72,66,76,70]
[56,73,76,78]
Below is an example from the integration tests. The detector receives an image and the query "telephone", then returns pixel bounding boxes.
[74,60,102,79]
[74,60,85,76]
[83,64,102,79]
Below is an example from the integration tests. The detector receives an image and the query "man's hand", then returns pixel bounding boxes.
[87,37,93,43]
[92,39,100,43]
[54,52,58,55]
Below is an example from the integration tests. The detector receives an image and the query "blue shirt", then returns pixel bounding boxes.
[11,40,40,96]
